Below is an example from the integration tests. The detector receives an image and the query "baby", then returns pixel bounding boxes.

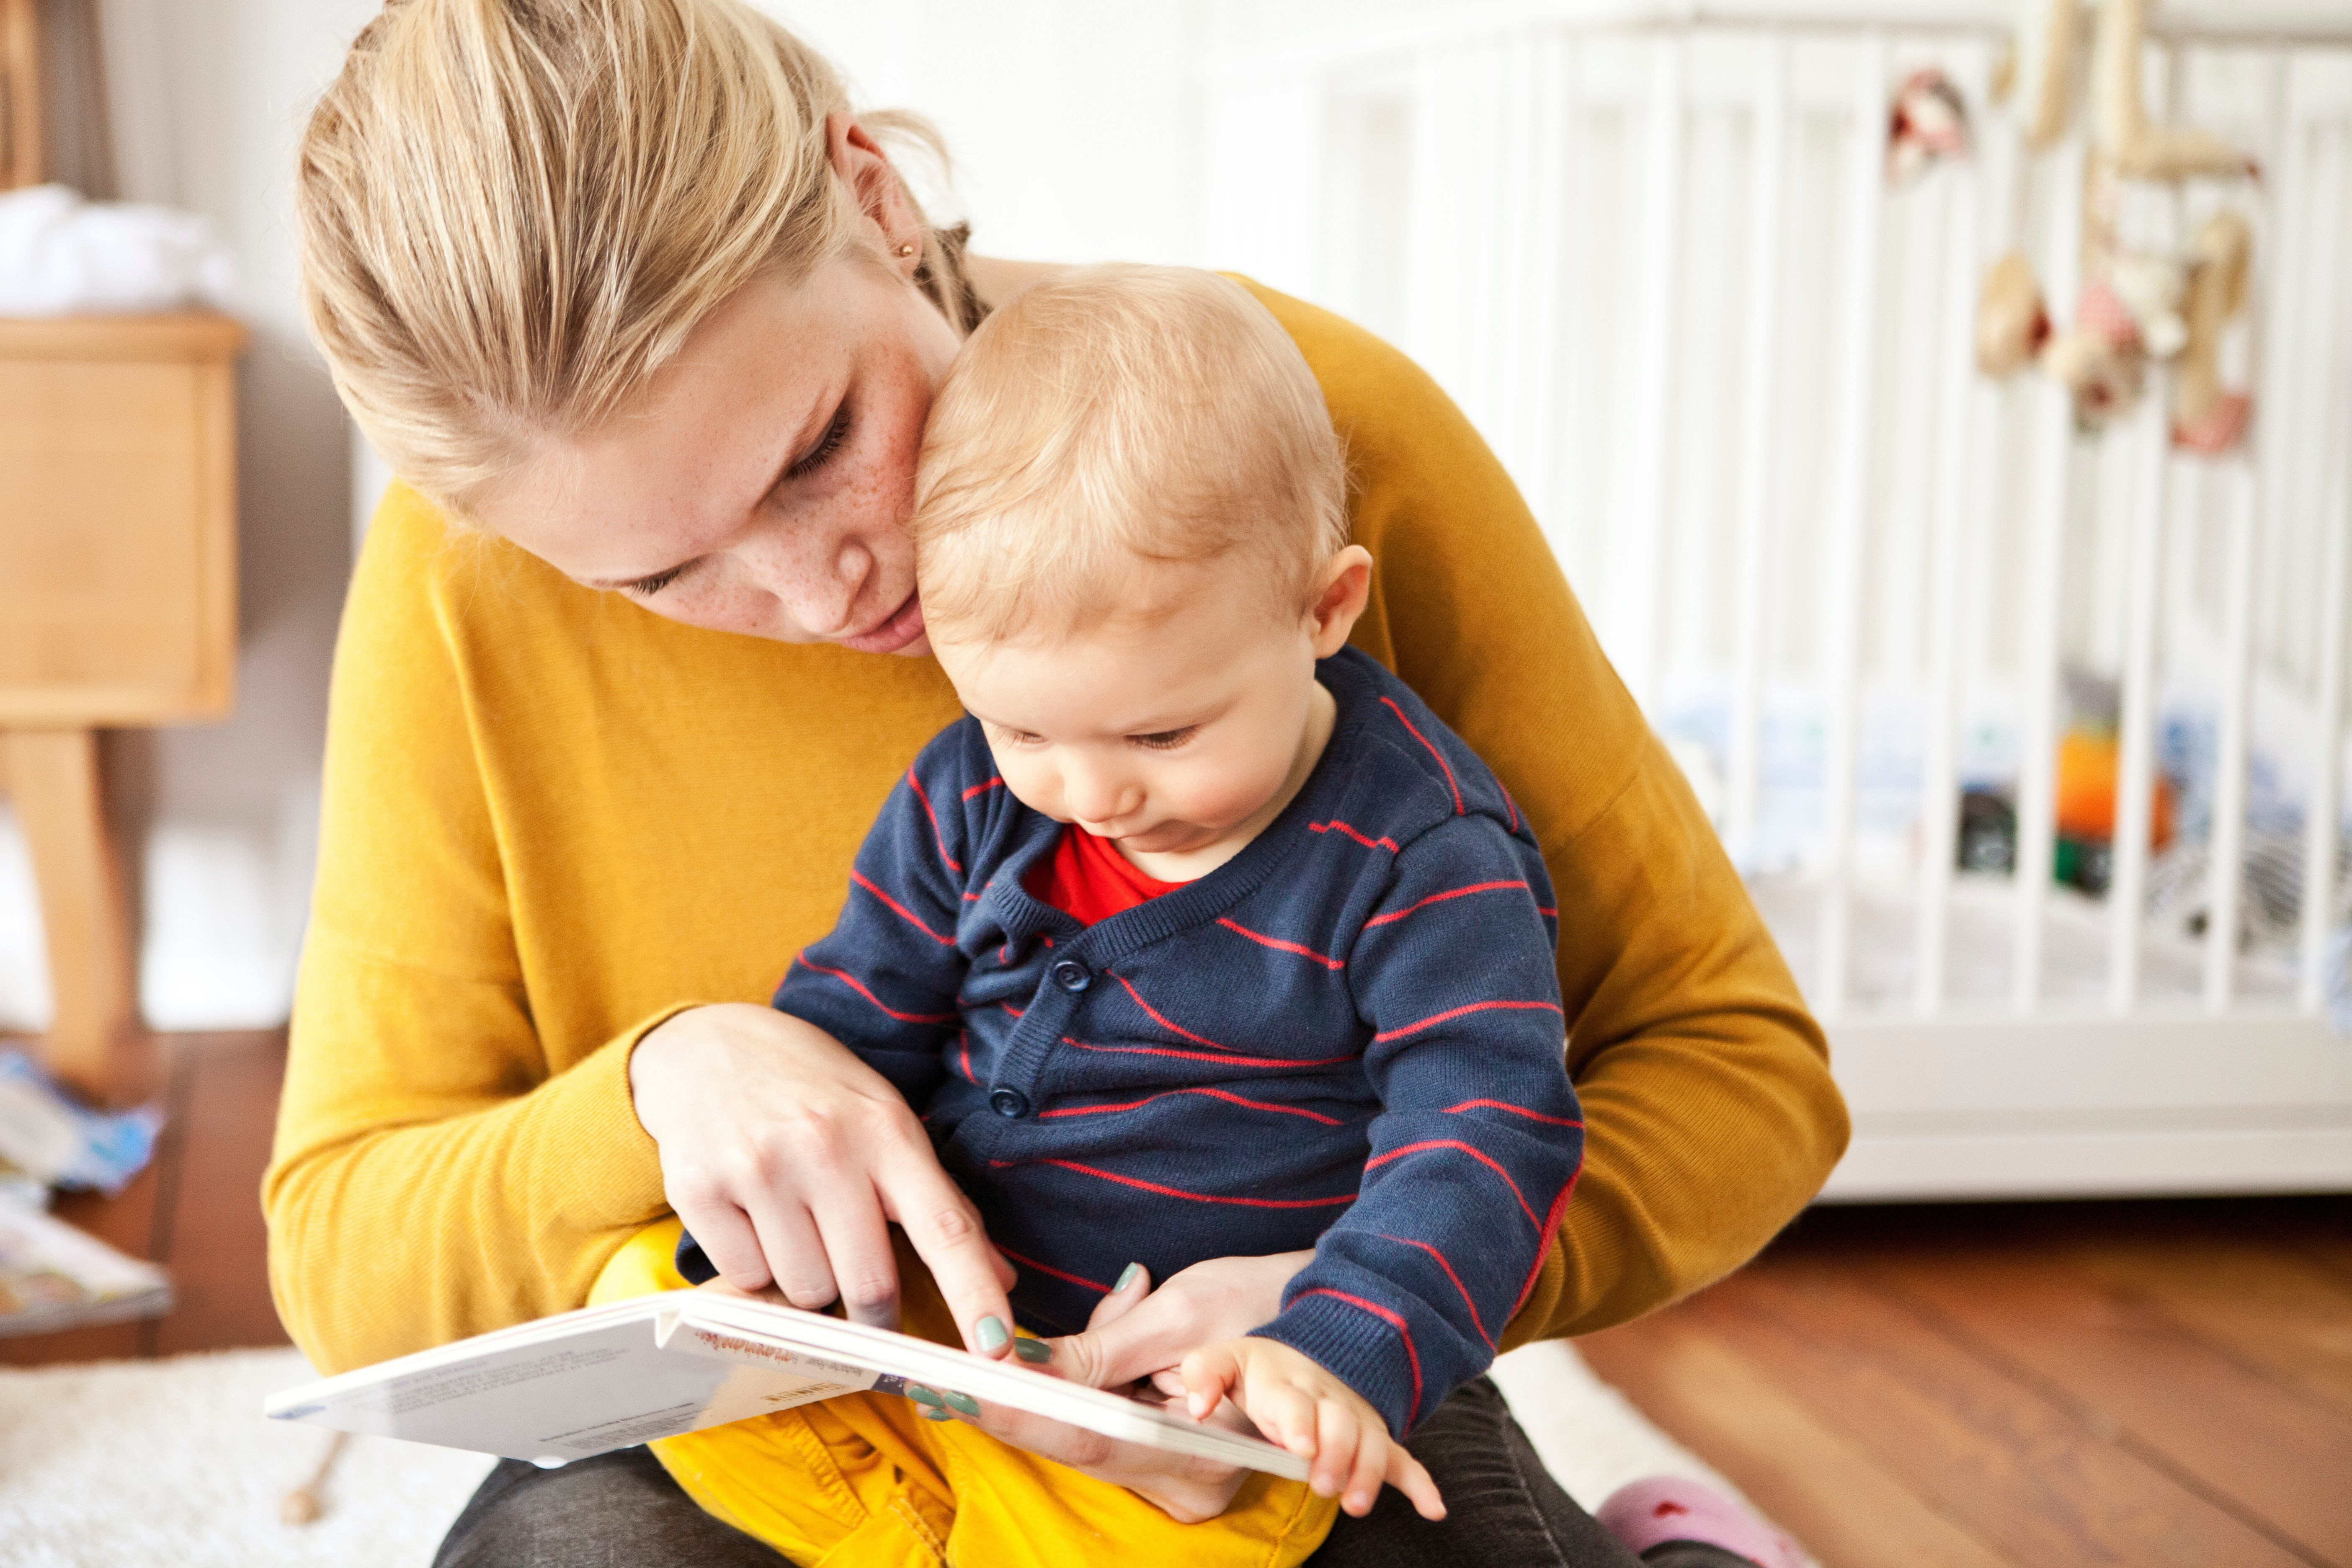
[674,264,1582,1562]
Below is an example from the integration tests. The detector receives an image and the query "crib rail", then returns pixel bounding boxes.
[1207,5,2352,1196]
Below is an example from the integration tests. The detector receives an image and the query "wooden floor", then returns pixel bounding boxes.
[1,1029,288,1367]
[5,1029,2348,1567]
[1582,1194,2352,1568]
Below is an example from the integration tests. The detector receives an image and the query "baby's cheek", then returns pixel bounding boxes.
[1182,753,1289,828]
[994,758,1062,821]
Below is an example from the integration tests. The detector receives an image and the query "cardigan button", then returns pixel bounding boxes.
[1049,959,1092,993]
[989,1087,1031,1119]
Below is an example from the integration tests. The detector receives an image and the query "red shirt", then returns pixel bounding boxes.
[1023,825,1186,925]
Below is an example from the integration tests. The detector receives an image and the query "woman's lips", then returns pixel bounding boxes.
[838,592,927,655]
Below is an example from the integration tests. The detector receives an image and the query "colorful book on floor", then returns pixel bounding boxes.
[263,1287,1311,1478]
[0,1201,174,1337]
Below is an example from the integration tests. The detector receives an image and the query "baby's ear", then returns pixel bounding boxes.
[1310,547,1375,655]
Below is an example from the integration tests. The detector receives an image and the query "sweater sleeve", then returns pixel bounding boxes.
[1243,280,1851,1340]
[265,495,674,1375]
[1251,816,1581,1435]
[769,739,975,1106]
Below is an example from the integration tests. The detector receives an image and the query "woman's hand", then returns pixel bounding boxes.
[915,1250,1314,1522]
[628,1003,1017,1354]
[948,1259,1307,1522]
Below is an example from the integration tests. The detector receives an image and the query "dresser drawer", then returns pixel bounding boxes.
[0,313,244,724]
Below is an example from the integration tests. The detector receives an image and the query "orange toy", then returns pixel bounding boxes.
[2055,730,2175,846]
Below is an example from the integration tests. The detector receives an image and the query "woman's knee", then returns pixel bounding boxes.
[434,1447,787,1568]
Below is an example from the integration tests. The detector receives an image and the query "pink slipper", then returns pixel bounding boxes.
[1596,1476,1804,1568]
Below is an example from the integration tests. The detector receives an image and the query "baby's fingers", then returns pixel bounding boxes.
[1381,1441,1446,1522]
[1253,1382,1322,1457]
[1177,1343,1243,1421]
[1315,1399,1366,1504]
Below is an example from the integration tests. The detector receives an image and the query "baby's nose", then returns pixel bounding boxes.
[1065,769,1140,827]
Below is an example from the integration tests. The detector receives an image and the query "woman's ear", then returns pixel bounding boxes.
[1308,546,1375,658]
[825,109,923,277]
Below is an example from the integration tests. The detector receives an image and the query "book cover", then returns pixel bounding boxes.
[264,1289,1308,1480]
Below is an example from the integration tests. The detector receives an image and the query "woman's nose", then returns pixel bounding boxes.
[733,518,872,637]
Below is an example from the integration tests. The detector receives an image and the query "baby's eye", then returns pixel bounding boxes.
[1129,727,1198,752]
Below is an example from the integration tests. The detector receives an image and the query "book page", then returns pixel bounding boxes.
[265,1302,874,1464]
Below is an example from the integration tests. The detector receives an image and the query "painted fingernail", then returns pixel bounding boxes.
[976,1316,1010,1351]
[921,1405,953,1422]
[1114,1262,1142,1292]
[943,1390,980,1416]
[1013,1337,1052,1364]
[906,1384,944,1407]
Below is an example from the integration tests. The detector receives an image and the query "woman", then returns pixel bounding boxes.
[275,2,1847,1563]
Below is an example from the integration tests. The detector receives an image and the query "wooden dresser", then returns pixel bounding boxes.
[0,313,247,1098]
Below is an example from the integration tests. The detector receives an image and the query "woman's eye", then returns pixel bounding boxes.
[786,402,852,481]
[1130,727,1197,752]
[624,564,689,597]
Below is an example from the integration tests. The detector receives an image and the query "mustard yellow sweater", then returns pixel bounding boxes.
[266,281,1848,1375]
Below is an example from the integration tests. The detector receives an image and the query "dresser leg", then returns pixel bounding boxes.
[2,728,139,1101]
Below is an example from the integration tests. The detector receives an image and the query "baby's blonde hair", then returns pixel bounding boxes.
[294,0,969,519]
[912,265,1348,645]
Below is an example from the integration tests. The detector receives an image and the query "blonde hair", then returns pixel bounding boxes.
[294,0,972,518]
[912,264,1348,644]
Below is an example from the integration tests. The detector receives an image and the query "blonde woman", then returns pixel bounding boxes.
[279,3,1847,1564]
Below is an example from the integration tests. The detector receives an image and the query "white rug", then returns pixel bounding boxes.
[0,1342,1761,1566]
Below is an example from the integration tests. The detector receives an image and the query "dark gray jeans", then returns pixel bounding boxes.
[433,1375,1674,1567]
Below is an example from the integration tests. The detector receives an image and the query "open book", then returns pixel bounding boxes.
[263,1288,1309,1479]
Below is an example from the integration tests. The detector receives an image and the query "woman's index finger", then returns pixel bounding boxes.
[882,1163,1018,1355]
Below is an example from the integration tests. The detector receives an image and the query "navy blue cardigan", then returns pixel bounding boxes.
[768,648,1582,1435]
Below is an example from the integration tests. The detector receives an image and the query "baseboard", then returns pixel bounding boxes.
[1820,1011,2352,1198]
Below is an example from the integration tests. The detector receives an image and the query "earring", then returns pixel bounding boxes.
[897,241,918,258]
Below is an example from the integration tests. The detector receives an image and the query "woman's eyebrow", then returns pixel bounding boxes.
[581,387,839,592]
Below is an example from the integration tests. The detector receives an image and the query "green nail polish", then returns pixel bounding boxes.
[907,1384,943,1407]
[921,1405,953,1422]
[976,1316,1009,1351]
[1013,1337,1052,1364]
[1115,1263,1142,1293]
[943,1390,980,1416]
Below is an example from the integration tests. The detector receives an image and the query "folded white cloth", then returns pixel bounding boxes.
[0,183,235,316]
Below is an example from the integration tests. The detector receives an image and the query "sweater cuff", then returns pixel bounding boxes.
[549,1003,703,1224]
[1250,1290,1422,1437]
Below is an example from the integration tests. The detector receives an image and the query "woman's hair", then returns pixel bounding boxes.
[911,264,1349,645]
[295,0,973,519]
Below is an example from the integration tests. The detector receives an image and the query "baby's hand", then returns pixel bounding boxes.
[1178,1338,1445,1521]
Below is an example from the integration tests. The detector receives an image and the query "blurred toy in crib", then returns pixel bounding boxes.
[1956,669,2176,899]
[2053,727,2177,896]
[1996,0,2257,179]
[1974,252,2050,377]
[2089,0,2257,184]
[2169,212,2254,454]
[1887,67,1969,187]
[1976,0,2257,450]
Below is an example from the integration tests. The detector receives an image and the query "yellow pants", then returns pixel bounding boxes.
[591,1221,1337,1567]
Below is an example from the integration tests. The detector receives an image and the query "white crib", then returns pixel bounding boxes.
[1203,0,2352,1199]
